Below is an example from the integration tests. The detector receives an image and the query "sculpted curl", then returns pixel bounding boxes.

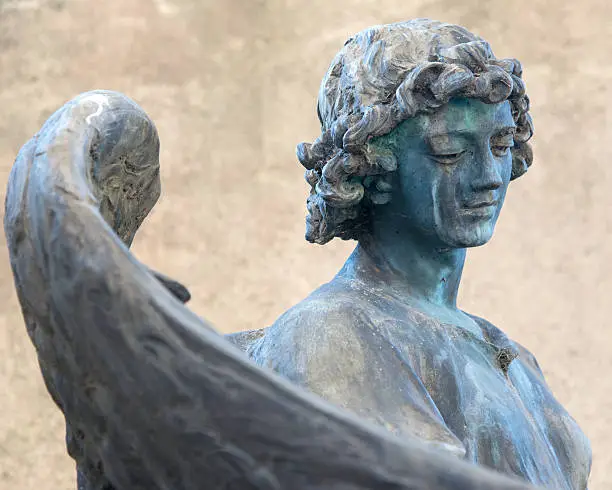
[297,19,534,245]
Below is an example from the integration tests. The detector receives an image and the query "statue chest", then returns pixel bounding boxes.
[381,319,591,490]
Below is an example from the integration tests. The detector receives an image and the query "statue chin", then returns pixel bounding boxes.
[460,232,495,249]
[435,225,496,250]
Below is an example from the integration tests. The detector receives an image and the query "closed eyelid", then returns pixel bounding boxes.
[492,127,517,138]
[491,136,515,148]
[425,127,515,155]
[426,134,467,154]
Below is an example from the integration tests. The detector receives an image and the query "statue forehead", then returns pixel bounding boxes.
[396,98,515,140]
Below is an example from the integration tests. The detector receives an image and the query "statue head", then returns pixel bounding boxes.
[298,19,533,247]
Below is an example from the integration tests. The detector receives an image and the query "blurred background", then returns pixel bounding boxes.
[1,0,610,488]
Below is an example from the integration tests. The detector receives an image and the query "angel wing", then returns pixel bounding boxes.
[4,91,538,490]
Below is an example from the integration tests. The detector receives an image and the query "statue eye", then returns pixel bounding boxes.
[432,150,466,164]
[491,133,515,157]
[491,144,513,157]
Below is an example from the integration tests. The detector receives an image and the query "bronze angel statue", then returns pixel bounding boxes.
[4,19,590,490]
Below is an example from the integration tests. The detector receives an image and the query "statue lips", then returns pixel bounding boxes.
[461,197,499,219]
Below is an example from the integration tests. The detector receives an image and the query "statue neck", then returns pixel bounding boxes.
[352,231,466,309]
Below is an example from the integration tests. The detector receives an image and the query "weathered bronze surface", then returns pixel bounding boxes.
[230,20,591,490]
[3,18,589,490]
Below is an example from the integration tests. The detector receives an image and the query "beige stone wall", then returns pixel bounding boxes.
[0,0,610,488]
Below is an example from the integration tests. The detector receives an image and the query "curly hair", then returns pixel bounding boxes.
[297,19,534,245]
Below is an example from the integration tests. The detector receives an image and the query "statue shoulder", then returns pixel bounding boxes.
[468,313,545,378]
[275,282,369,331]
[246,280,382,382]
[226,279,368,352]
[512,341,545,378]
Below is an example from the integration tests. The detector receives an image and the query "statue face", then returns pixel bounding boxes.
[373,98,515,248]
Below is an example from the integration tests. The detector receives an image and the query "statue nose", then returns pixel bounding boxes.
[473,152,504,191]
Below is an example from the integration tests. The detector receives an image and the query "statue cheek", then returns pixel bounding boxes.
[503,160,513,187]
[432,168,464,212]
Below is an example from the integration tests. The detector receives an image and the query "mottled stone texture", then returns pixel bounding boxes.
[4,91,536,489]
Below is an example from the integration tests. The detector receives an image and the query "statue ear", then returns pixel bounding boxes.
[148,268,192,303]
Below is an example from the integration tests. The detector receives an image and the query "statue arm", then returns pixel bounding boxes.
[4,91,539,490]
